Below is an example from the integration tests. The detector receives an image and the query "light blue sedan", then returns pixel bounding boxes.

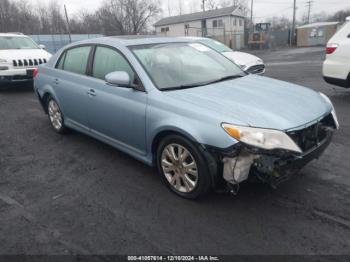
[33,36,339,199]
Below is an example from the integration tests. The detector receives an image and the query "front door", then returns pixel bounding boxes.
[86,46,147,155]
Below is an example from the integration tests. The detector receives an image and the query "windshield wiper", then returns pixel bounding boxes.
[206,74,244,85]
[161,81,210,91]
[161,75,244,91]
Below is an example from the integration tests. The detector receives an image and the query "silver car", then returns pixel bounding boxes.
[34,36,338,199]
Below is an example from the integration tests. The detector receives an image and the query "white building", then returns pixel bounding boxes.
[154,6,246,49]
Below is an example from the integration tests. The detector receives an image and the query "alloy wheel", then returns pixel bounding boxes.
[161,143,198,193]
[48,100,63,131]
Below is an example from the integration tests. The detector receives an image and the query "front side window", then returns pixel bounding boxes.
[0,36,39,50]
[130,42,244,90]
[61,46,91,75]
[92,46,134,81]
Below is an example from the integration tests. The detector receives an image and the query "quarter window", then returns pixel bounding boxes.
[92,46,134,81]
[61,46,91,75]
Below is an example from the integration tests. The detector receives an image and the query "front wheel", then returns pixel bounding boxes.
[157,135,212,199]
[47,97,68,134]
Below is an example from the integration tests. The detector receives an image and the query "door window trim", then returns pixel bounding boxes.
[55,44,93,76]
[88,44,145,92]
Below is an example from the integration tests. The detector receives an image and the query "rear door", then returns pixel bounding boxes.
[54,45,92,130]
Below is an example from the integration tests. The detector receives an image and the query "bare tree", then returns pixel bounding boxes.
[206,0,218,10]
[205,0,249,15]
[178,0,184,15]
[328,9,350,22]
[97,0,161,35]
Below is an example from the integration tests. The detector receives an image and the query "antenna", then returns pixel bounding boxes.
[64,4,72,43]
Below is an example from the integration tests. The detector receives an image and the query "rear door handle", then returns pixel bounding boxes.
[87,89,96,97]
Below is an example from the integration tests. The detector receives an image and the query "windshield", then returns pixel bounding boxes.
[0,36,40,50]
[130,42,244,90]
[200,38,232,53]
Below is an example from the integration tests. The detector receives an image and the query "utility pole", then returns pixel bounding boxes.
[250,0,254,32]
[291,0,296,46]
[64,4,72,43]
[306,0,313,24]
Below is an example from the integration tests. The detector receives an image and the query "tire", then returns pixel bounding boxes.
[156,135,212,199]
[46,97,68,134]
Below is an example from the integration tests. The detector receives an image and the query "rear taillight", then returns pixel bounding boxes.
[326,43,339,54]
[33,68,39,78]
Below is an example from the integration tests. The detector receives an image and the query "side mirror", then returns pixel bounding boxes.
[39,44,46,49]
[105,71,131,87]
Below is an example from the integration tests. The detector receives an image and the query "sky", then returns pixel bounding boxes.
[27,0,350,23]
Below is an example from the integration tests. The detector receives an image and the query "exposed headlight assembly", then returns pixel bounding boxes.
[319,92,339,129]
[222,123,302,153]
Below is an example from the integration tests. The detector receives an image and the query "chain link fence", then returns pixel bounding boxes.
[184,26,290,50]
[30,34,103,54]
[185,26,245,50]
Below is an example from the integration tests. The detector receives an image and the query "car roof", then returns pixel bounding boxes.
[67,35,193,48]
[0,33,26,37]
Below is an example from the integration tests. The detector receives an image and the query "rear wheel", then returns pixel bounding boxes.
[47,97,68,134]
[157,135,212,199]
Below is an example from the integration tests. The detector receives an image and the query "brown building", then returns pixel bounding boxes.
[296,22,339,47]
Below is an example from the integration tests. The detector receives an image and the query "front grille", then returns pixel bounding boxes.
[12,58,47,68]
[287,114,335,152]
[246,64,265,74]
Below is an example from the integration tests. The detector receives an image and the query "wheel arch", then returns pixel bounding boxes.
[151,129,200,166]
[37,84,60,113]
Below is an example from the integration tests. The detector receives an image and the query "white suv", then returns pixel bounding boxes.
[323,18,350,88]
[0,33,51,86]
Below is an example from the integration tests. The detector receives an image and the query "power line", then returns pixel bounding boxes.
[64,4,72,43]
[291,0,296,46]
[305,0,313,24]
[253,6,293,18]
[250,0,254,32]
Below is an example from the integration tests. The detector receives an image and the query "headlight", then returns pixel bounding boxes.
[257,59,263,64]
[222,123,302,153]
[0,58,7,63]
[239,64,247,70]
[319,92,339,129]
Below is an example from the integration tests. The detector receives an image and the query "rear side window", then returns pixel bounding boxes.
[60,46,91,75]
[92,46,134,80]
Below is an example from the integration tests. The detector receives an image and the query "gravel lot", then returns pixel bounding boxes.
[0,47,350,256]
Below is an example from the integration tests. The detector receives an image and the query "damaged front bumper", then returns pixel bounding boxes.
[221,129,333,189]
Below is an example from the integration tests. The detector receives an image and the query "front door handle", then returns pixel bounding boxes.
[87,89,96,97]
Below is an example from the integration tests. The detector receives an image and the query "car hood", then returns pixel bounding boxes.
[163,75,332,131]
[0,49,51,61]
[223,51,263,67]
